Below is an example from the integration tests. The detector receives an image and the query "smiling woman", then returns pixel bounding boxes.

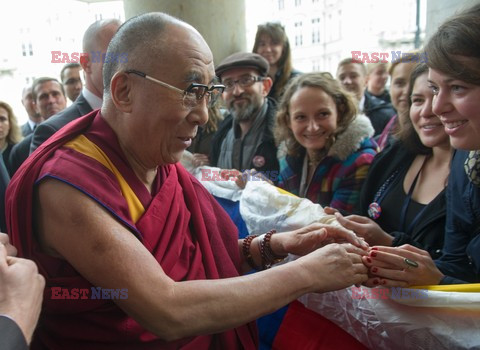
[347,63,452,259]
[360,3,480,288]
[274,72,377,214]
[252,22,301,102]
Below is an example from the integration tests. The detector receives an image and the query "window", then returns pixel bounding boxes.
[295,0,301,6]
[311,18,321,43]
[278,0,284,10]
[294,21,303,46]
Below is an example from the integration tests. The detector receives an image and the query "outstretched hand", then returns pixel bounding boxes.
[296,242,369,293]
[329,210,394,246]
[361,244,444,287]
[270,222,369,257]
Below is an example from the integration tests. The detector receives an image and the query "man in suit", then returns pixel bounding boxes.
[19,86,42,137]
[9,78,67,175]
[30,18,121,154]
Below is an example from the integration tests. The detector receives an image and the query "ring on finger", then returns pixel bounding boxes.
[404,258,419,268]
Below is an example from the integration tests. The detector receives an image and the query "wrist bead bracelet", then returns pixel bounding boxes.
[242,234,261,270]
[260,229,287,269]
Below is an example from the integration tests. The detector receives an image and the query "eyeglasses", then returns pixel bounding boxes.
[125,69,225,108]
[222,75,265,91]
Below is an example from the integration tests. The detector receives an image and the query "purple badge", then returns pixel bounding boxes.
[368,202,382,220]
[252,155,266,168]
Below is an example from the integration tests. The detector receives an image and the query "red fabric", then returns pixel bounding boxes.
[272,301,368,350]
[6,111,257,349]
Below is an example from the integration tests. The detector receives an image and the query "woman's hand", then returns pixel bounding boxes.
[270,223,369,257]
[331,211,394,246]
[362,244,445,287]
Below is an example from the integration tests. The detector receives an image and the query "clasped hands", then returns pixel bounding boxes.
[323,207,445,287]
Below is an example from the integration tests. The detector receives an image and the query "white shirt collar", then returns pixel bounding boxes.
[82,87,102,110]
[27,119,38,130]
[358,93,365,113]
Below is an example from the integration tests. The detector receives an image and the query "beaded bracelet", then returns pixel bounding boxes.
[259,230,287,269]
[242,234,261,270]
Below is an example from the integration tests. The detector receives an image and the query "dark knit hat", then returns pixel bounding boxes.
[216,52,269,78]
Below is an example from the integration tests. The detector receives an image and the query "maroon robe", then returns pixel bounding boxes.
[6,110,258,349]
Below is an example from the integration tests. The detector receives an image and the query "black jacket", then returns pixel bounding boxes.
[30,92,93,154]
[357,141,446,259]
[0,157,9,231]
[8,135,33,176]
[210,98,279,177]
[363,91,396,137]
[0,316,28,350]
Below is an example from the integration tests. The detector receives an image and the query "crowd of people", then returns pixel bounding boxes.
[0,3,479,349]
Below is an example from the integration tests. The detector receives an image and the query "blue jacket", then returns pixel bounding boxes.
[436,150,480,284]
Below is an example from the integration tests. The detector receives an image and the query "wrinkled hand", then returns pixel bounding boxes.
[271,223,369,257]
[332,212,394,246]
[235,168,273,189]
[192,153,210,167]
[0,232,17,257]
[0,243,45,344]
[362,244,444,288]
[296,243,369,293]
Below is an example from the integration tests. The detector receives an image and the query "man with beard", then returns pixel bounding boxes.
[210,52,279,180]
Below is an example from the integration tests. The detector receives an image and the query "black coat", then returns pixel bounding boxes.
[0,316,28,350]
[357,141,446,259]
[363,91,396,137]
[30,92,93,154]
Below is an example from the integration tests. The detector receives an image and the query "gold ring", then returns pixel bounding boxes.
[404,258,419,268]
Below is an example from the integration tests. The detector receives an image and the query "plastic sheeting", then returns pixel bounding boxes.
[298,287,480,350]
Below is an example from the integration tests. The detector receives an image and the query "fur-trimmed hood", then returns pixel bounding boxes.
[328,114,375,161]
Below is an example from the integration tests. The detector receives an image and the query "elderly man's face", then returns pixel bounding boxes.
[34,81,67,119]
[221,67,267,122]
[126,24,212,167]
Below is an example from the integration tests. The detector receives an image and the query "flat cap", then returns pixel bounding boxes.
[216,52,269,78]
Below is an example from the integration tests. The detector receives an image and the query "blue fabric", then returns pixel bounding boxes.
[213,195,286,349]
[257,306,289,350]
[435,150,480,283]
[213,196,249,239]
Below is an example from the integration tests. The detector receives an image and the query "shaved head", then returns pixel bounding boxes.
[83,18,122,53]
[102,13,203,96]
